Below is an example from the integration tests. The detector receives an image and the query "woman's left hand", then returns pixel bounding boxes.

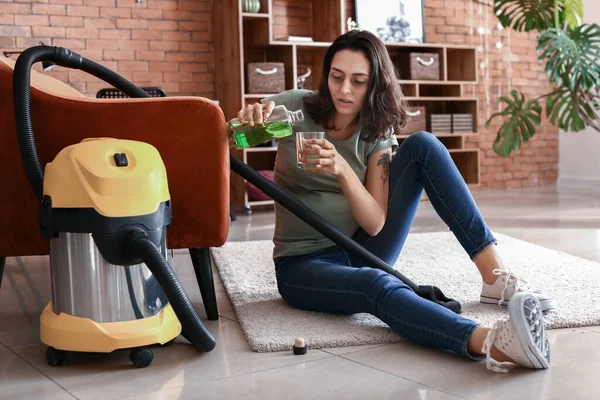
[298,139,349,176]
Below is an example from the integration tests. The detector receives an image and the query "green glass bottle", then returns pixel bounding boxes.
[229,105,304,150]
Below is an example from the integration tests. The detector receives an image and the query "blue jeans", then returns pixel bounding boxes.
[274,131,497,359]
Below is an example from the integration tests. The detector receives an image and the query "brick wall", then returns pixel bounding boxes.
[272,0,558,189]
[271,0,311,40]
[0,0,214,98]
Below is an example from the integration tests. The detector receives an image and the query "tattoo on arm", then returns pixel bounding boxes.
[377,151,391,184]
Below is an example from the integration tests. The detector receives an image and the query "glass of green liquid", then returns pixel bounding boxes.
[296,131,325,169]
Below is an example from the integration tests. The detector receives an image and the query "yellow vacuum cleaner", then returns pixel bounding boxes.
[13,45,216,368]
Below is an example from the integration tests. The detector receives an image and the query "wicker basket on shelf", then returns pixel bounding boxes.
[409,53,440,80]
[399,106,427,135]
[246,62,285,94]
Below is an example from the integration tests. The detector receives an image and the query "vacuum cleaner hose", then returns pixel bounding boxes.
[12,47,55,200]
[127,230,216,353]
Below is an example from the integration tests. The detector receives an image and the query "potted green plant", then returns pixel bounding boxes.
[487,0,600,156]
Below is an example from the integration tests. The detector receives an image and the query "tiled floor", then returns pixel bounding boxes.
[1,184,599,400]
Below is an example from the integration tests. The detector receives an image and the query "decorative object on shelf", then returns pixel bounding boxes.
[408,52,440,80]
[246,62,285,94]
[430,114,452,134]
[242,0,261,13]
[452,113,474,133]
[347,17,358,31]
[486,0,600,156]
[399,106,426,134]
[355,0,424,43]
[297,68,311,90]
[247,170,274,201]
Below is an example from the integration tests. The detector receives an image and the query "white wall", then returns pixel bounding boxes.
[558,0,600,188]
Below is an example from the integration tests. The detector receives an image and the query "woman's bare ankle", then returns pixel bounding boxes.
[468,327,515,363]
[481,273,499,286]
[489,345,515,363]
[473,244,504,285]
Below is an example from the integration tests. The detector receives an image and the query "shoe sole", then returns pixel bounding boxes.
[480,295,555,312]
[507,293,550,369]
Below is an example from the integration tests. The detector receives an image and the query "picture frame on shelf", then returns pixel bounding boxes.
[354,0,425,44]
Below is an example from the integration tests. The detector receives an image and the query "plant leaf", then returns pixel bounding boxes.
[493,0,563,32]
[559,0,584,29]
[546,89,598,132]
[486,90,542,156]
[537,24,600,91]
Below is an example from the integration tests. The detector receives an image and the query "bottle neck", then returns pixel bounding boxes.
[287,109,304,124]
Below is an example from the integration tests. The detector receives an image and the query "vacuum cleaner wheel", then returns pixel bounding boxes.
[129,348,154,368]
[46,346,67,366]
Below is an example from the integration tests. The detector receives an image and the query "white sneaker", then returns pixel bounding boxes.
[480,268,555,312]
[482,292,550,373]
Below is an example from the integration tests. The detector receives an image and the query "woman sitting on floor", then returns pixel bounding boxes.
[233,29,552,373]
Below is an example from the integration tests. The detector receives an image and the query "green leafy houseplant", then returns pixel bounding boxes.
[487,0,600,156]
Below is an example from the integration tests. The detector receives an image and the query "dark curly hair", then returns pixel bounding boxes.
[303,29,407,142]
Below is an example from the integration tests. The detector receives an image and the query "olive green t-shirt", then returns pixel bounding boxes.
[262,89,398,259]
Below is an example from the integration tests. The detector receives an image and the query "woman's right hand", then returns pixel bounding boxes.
[237,101,275,128]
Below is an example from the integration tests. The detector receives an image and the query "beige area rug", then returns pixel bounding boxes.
[211,232,600,352]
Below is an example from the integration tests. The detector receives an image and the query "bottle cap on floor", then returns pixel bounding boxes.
[293,337,307,355]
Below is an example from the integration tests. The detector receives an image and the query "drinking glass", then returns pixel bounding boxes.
[296,131,325,169]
